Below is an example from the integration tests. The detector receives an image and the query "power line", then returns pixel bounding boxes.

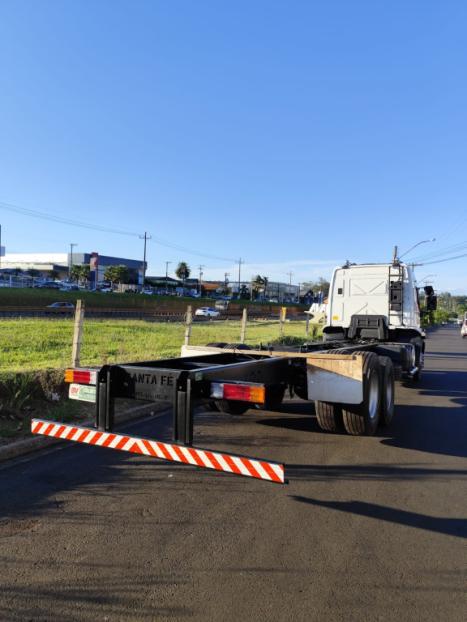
[0,199,237,263]
[149,237,235,263]
[414,251,467,266]
[432,212,467,244]
[410,240,467,262]
[0,200,139,237]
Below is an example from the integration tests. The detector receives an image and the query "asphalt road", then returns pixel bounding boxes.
[1,326,466,621]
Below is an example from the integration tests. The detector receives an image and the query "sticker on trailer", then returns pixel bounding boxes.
[69,383,97,403]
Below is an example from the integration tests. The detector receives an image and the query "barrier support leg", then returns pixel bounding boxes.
[173,379,193,446]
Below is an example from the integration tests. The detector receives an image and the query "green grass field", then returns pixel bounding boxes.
[0,318,320,373]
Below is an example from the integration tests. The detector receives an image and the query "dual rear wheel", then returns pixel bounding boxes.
[314,352,395,436]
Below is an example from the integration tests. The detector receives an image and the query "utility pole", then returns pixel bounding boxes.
[139,232,151,288]
[198,264,204,296]
[69,243,77,279]
[165,261,171,294]
[286,271,293,303]
[236,258,244,299]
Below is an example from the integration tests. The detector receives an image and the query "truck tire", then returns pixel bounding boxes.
[215,400,250,415]
[378,356,395,427]
[341,352,380,435]
[314,401,342,432]
[409,336,424,382]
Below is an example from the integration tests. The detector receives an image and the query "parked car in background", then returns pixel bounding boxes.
[140,288,154,295]
[37,281,61,289]
[60,284,79,291]
[195,307,220,318]
[46,302,75,313]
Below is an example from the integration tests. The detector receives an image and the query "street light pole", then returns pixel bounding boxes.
[69,243,77,279]
[286,271,293,302]
[418,273,437,283]
[139,232,151,288]
[165,261,171,293]
[236,258,244,299]
[399,238,436,260]
[198,265,204,296]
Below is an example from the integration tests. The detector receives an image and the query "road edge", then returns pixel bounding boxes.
[0,402,169,463]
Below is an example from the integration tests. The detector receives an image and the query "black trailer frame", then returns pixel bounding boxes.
[94,352,290,445]
[92,337,416,446]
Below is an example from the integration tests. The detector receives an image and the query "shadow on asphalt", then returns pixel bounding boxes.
[257,369,467,460]
[286,463,467,482]
[384,369,467,459]
[380,400,467,458]
[0,562,193,621]
[290,496,467,539]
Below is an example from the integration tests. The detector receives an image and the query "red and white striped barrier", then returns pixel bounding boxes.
[31,419,285,484]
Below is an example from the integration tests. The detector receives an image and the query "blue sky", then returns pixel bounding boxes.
[0,0,466,292]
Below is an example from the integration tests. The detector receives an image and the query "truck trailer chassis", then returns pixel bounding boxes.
[31,338,417,484]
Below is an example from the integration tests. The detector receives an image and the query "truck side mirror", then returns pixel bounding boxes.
[426,295,437,311]
[423,286,437,311]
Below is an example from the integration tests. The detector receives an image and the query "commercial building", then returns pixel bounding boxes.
[0,252,146,284]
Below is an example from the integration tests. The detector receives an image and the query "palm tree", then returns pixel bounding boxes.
[251,275,268,301]
[175,262,190,293]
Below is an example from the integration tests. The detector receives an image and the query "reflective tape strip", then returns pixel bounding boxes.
[30,419,285,484]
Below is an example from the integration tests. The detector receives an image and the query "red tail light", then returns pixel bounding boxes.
[64,369,97,385]
[210,382,265,404]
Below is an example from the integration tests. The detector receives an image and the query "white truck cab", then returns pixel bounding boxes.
[325,262,422,339]
[323,262,429,378]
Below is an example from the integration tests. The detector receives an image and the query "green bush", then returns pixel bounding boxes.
[36,368,66,401]
[0,373,36,419]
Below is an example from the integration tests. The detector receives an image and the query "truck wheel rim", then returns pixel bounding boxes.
[368,373,379,421]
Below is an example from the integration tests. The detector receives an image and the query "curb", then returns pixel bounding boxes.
[0,402,169,463]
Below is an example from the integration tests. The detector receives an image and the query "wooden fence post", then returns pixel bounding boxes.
[279,306,287,337]
[71,300,85,368]
[240,307,247,343]
[184,305,193,345]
